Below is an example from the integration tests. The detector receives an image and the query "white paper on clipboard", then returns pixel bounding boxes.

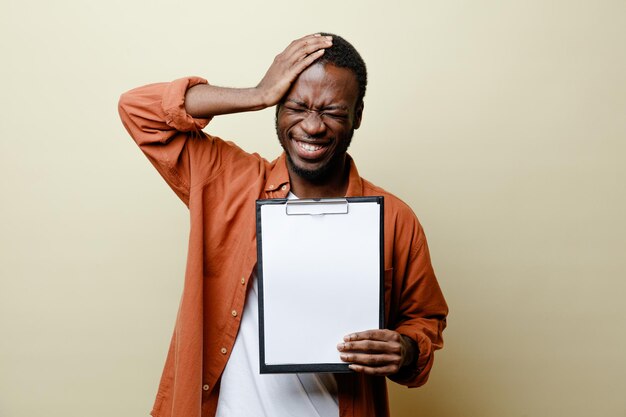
[256,196,384,373]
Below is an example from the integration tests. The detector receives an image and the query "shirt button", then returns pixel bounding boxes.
[241,277,245,285]
[202,384,210,391]
[281,185,287,191]
[221,347,228,354]
[231,310,238,317]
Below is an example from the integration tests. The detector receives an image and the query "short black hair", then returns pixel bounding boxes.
[315,32,367,104]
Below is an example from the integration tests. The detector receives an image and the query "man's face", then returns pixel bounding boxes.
[276,63,363,183]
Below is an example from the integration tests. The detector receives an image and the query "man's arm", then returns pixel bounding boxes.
[118,34,332,203]
[184,34,332,118]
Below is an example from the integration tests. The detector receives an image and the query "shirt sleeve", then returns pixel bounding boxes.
[118,77,216,205]
[388,223,448,388]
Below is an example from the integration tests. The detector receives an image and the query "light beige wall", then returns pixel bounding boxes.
[1,1,625,416]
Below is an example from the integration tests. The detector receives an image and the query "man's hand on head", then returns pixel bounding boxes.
[183,33,333,120]
[337,329,418,377]
[255,33,332,108]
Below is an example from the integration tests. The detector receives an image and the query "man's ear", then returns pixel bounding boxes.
[353,101,364,130]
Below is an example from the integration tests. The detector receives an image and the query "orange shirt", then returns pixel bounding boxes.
[118,77,448,417]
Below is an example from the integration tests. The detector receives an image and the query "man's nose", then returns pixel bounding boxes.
[300,111,326,136]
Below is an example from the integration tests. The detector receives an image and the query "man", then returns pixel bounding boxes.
[119,33,447,417]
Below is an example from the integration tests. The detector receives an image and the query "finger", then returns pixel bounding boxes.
[344,329,402,343]
[289,32,324,46]
[339,352,402,368]
[281,34,332,63]
[289,48,326,74]
[348,363,401,376]
[337,340,402,355]
[284,41,330,69]
[287,33,329,51]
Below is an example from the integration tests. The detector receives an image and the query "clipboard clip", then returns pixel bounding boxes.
[285,198,349,215]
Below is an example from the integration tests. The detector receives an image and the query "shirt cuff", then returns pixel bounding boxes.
[163,76,211,132]
[389,330,431,386]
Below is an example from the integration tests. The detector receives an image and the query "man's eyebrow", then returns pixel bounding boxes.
[285,99,308,108]
[320,105,349,112]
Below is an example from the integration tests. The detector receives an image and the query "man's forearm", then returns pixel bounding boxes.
[184,84,268,118]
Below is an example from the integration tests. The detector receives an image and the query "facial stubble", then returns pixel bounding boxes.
[275,117,354,184]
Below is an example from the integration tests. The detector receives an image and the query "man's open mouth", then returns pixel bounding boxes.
[292,138,330,160]
[297,141,324,152]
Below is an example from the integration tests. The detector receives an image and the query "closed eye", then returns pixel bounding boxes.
[284,106,305,113]
[322,112,348,120]
[284,99,308,112]
[283,100,349,120]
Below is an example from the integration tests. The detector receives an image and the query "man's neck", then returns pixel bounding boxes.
[288,160,350,199]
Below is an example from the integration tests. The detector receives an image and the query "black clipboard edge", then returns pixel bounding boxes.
[256,198,287,376]
[255,196,385,373]
[261,363,352,374]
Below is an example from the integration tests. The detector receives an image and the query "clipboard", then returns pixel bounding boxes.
[256,196,384,373]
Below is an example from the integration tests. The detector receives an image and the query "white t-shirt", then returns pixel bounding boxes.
[216,194,338,417]
[216,272,339,417]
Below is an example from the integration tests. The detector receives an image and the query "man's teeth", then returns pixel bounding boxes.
[297,141,323,152]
